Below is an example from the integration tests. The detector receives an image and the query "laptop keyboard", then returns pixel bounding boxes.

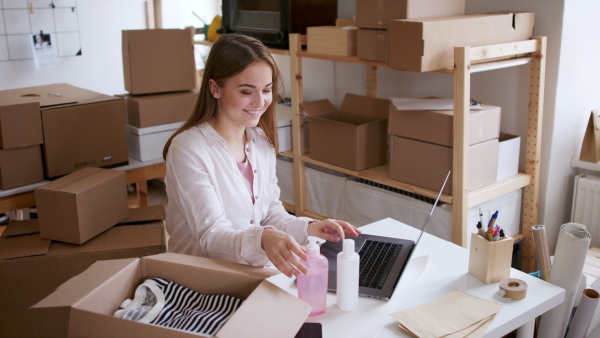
[358,240,402,289]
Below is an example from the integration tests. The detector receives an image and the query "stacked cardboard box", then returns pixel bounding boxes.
[0,83,129,180]
[121,29,198,161]
[307,19,358,57]
[0,203,167,336]
[387,12,535,72]
[0,102,44,189]
[388,98,501,194]
[355,0,465,62]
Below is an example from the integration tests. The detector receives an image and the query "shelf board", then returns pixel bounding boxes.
[282,202,295,214]
[297,51,387,67]
[298,153,531,207]
[279,150,293,159]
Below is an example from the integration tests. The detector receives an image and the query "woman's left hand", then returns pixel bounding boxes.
[307,219,361,242]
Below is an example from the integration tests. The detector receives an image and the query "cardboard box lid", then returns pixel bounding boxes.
[300,93,389,121]
[0,83,119,109]
[0,219,164,260]
[390,97,483,111]
[36,167,124,195]
[126,121,183,136]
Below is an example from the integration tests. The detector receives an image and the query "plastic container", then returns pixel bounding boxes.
[297,237,329,317]
[337,239,359,311]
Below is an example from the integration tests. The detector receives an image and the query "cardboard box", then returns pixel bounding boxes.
[336,18,356,27]
[0,145,44,190]
[0,216,166,337]
[0,83,129,178]
[497,133,521,181]
[357,28,387,62]
[390,136,498,194]
[300,94,389,171]
[356,0,465,29]
[122,90,197,128]
[122,29,196,95]
[33,253,311,338]
[307,26,357,57]
[126,122,182,161]
[388,99,501,147]
[0,102,43,149]
[35,167,129,244]
[276,103,309,153]
[468,233,514,284]
[388,12,535,72]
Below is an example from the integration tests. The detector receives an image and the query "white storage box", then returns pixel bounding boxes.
[276,157,348,220]
[345,177,522,244]
[126,122,182,161]
[276,104,309,153]
[497,133,521,181]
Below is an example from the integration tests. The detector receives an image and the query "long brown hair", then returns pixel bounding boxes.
[163,33,281,160]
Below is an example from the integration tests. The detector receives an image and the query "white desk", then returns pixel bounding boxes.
[268,218,565,338]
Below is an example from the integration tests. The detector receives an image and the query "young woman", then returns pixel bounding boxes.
[163,34,360,278]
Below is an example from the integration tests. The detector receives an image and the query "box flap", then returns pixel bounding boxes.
[0,232,50,260]
[48,221,165,255]
[0,83,117,108]
[299,99,339,118]
[119,205,166,225]
[36,167,123,195]
[1,219,40,237]
[32,258,139,309]
[341,93,389,119]
[217,280,311,338]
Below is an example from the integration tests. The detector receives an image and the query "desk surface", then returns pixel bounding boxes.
[268,218,565,338]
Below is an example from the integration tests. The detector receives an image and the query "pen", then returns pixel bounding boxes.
[500,229,506,240]
[493,227,500,241]
[487,210,498,231]
[479,208,484,226]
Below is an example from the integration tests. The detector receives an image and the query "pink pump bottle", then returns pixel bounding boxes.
[297,237,328,317]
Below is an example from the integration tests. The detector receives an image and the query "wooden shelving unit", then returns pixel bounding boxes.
[288,33,546,271]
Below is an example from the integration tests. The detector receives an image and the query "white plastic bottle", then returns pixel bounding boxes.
[337,239,359,311]
[297,237,328,317]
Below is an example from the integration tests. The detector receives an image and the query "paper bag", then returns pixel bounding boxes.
[580,110,600,163]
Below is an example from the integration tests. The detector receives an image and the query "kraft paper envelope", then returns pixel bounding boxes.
[392,289,502,337]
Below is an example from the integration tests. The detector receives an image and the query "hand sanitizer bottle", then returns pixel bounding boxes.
[337,239,359,311]
[297,237,328,317]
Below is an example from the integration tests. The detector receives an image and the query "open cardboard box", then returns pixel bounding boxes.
[33,253,311,338]
[0,208,166,337]
[300,93,389,171]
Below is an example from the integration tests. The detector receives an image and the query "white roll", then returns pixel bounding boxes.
[538,223,591,338]
[566,288,600,338]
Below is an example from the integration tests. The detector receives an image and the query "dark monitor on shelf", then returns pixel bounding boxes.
[220,0,337,49]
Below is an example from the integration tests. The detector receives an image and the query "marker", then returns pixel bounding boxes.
[493,228,500,241]
[476,221,484,237]
[500,229,506,240]
[486,227,495,242]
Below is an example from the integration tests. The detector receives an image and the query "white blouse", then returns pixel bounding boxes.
[164,122,312,267]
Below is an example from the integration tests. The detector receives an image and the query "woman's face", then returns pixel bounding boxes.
[210,60,273,130]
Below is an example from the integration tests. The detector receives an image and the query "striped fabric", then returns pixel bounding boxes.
[115,277,243,337]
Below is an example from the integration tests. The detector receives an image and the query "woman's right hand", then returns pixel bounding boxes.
[261,228,308,278]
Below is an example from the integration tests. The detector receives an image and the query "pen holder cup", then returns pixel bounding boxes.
[468,233,514,284]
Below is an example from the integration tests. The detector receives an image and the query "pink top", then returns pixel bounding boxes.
[237,159,255,204]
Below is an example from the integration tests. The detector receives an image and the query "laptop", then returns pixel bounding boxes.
[320,170,451,300]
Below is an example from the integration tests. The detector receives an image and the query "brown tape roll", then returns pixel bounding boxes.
[499,278,528,300]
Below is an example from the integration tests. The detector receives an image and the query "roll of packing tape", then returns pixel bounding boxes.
[499,278,528,300]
